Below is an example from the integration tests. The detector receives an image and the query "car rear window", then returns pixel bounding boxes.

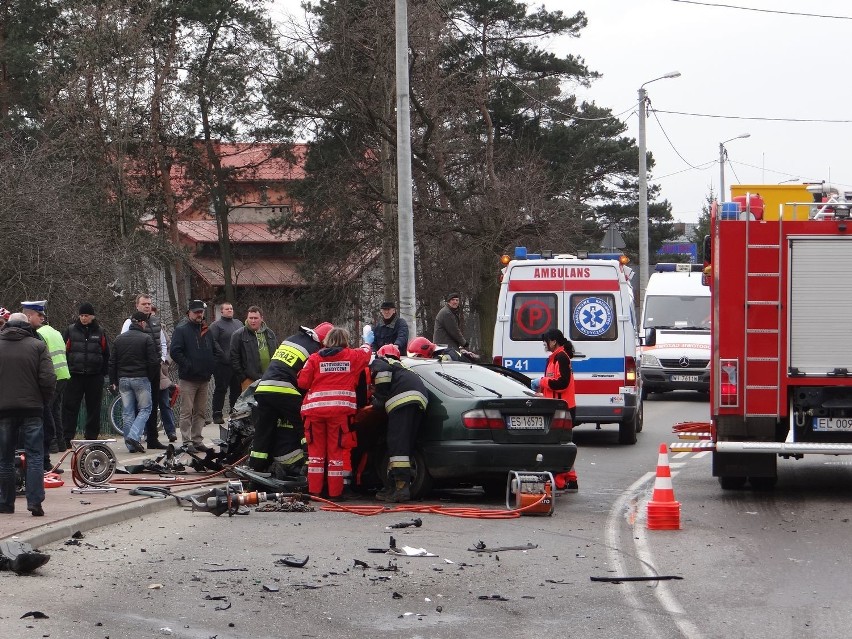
[413,362,536,399]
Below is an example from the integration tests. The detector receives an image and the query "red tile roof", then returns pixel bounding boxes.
[216,143,307,181]
[177,220,300,243]
[189,256,307,288]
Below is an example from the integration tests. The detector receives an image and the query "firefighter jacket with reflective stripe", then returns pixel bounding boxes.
[37,324,70,381]
[369,357,428,414]
[298,345,372,417]
[540,346,575,408]
[255,330,319,397]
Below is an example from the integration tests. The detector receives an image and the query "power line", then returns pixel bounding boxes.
[649,106,705,170]
[670,0,852,20]
[655,160,716,181]
[655,108,852,123]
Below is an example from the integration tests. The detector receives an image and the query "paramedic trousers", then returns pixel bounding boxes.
[250,393,305,472]
[304,415,350,497]
[386,404,423,480]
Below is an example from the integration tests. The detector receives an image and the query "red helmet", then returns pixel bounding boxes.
[408,336,436,358]
[313,322,333,343]
[377,344,401,358]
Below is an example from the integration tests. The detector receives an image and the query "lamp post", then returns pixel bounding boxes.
[637,71,680,305]
[718,133,750,202]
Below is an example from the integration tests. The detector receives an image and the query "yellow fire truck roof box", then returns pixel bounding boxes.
[729,184,812,220]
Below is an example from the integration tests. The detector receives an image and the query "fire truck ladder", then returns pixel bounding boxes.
[743,215,784,418]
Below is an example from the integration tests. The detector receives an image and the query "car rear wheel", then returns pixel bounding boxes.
[409,448,432,499]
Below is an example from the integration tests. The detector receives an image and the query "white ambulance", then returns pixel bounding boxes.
[638,263,711,399]
[492,247,642,445]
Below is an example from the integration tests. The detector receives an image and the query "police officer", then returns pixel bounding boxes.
[248,322,332,477]
[369,344,428,502]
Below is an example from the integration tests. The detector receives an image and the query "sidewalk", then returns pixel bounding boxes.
[0,422,228,548]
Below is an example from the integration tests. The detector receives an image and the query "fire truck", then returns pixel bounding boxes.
[673,185,852,488]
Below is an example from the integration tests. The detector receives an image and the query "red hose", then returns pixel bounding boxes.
[316,492,547,519]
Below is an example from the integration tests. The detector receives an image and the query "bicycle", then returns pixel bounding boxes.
[109,385,180,437]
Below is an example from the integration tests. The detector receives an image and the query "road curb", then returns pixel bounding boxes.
[11,486,212,550]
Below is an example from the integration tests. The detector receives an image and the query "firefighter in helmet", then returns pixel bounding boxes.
[369,344,428,502]
[247,322,333,478]
[531,328,578,492]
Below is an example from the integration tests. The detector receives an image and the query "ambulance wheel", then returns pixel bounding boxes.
[718,475,747,490]
[640,387,649,401]
[634,399,644,433]
[618,412,638,445]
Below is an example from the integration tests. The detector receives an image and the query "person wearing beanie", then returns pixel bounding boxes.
[21,301,69,472]
[61,302,110,447]
[0,311,56,516]
[372,300,409,354]
[433,292,469,351]
[120,294,169,449]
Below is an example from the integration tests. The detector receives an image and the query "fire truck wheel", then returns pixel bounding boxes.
[749,476,777,490]
[718,475,747,490]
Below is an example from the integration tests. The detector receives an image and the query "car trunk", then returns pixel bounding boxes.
[476,398,569,444]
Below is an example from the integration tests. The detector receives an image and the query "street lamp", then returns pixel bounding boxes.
[718,133,750,202]
[638,71,680,305]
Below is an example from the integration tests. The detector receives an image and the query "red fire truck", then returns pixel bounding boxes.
[673,188,852,488]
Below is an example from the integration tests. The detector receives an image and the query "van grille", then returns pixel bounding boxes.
[659,358,709,369]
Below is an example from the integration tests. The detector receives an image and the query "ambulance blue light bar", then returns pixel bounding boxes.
[655,263,704,273]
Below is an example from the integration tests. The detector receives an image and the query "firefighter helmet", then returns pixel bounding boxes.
[313,322,334,343]
[408,336,436,358]
[377,344,401,359]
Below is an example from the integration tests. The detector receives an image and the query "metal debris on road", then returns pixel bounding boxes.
[469,541,538,553]
[275,555,309,568]
[201,567,249,572]
[20,611,48,619]
[386,517,423,529]
[590,575,683,583]
[478,594,509,601]
[262,584,279,592]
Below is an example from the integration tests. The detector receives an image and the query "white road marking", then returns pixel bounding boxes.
[606,471,706,639]
[694,451,710,458]
[672,452,690,459]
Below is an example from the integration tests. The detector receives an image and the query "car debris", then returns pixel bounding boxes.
[387,545,437,557]
[276,555,309,568]
[386,518,422,529]
[262,584,279,592]
[478,594,509,601]
[20,611,49,619]
[469,541,538,553]
[353,559,369,569]
[590,575,683,583]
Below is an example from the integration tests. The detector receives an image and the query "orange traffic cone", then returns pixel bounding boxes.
[646,443,681,530]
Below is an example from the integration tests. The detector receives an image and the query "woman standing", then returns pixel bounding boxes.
[297,328,372,498]
[533,328,579,492]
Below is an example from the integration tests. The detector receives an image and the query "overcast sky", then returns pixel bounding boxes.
[270,0,852,223]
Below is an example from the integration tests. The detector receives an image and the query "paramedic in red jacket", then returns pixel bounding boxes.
[533,328,578,492]
[297,327,372,498]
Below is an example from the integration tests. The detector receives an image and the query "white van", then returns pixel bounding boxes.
[492,248,642,444]
[639,263,711,399]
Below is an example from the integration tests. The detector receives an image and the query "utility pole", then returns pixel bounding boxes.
[395,0,416,333]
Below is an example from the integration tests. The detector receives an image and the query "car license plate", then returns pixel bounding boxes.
[813,417,852,431]
[506,415,545,430]
[671,375,699,382]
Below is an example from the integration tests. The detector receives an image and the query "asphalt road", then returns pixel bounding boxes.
[2,393,851,638]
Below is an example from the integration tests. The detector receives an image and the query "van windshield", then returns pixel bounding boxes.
[644,295,710,330]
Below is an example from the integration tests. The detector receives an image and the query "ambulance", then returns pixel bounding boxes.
[639,263,711,399]
[492,247,642,444]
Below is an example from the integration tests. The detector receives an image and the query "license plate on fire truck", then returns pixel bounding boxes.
[671,375,699,382]
[813,417,852,431]
[506,415,545,430]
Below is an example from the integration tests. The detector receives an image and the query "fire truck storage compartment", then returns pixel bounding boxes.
[789,238,852,376]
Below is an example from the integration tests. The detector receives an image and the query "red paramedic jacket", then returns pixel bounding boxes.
[298,344,372,418]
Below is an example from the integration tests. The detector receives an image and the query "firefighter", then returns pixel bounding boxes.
[532,328,579,492]
[407,336,437,358]
[247,322,333,477]
[369,344,428,502]
[297,327,372,498]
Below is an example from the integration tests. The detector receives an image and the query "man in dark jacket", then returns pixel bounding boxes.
[372,301,409,353]
[369,345,428,502]
[61,302,110,446]
[109,312,159,453]
[169,300,221,453]
[230,305,278,394]
[209,302,241,425]
[0,313,56,516]
[433,292,468,350]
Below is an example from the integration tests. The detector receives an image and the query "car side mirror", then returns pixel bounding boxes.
[643,327,656,347]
